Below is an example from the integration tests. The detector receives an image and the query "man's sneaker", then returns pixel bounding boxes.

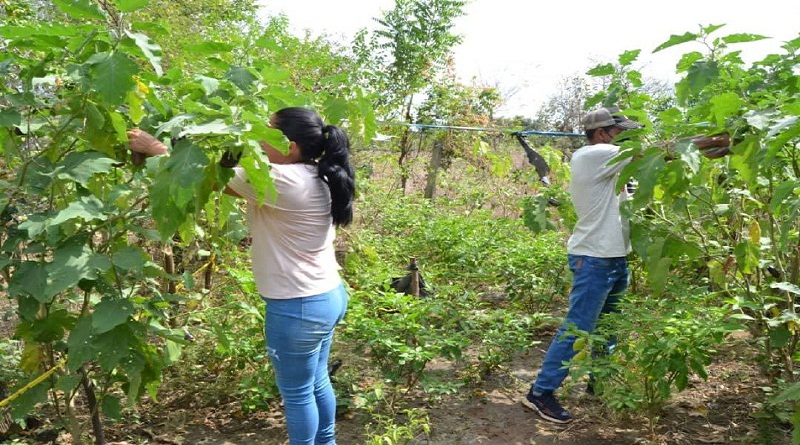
[521,391,573,424]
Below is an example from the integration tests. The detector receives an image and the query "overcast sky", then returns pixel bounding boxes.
[257,0,799,118]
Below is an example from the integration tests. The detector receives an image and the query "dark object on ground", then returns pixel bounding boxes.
[328,359,342,379]
[390,273,431,297]
[390,257,431,297]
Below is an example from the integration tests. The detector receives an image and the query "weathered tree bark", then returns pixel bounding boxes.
[424,140,444,200]
[79,367,105,445]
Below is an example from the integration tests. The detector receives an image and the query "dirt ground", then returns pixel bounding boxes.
[93,337,790,445]
[0,291,791,445]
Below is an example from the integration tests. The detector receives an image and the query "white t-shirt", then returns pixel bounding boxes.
[227,164,341,299]
[566,143,631,258]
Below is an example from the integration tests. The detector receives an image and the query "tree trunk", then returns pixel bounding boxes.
[398,95,415,194]
[424,140,444,200]
[79,367,105,445]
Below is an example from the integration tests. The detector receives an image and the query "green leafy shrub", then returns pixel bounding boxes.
[571,284,735,420]
[343,289,472,394]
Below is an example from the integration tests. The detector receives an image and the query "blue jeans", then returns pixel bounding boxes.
[265,283,348,445]
[533,255,628,394]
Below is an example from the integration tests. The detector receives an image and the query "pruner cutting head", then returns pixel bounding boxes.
[513,131,551,185]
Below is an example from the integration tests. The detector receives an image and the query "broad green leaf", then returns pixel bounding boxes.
[768,118,800,154]
[155,113,195,138]
[93,299,136,333]
[324,97,349,126]
[0,108,21,126]
[185,41,234,55]
[8,262,48,302]
[734,240,759,274]
[53,0,104,20]
[114,0,149,12]
[241,113,273,141]
[770,181,797,213]
[112,246,148,271]
[709,92,743,127]
[769,325,791,348]
[774,382,800,403]
[121,351,146,402]
[148,141,210,237]
[57,152,117,187]
[686,61,719,96]
[181,119,242,136]
[86,52,139,107]
[625,70,643,87]
[163,339,183,366]
[149,178,185,239]
[17,214,49,238]
[627,153,665,208]
[659,159,690,195]
[700,24,726,36]
[653,32,699,53]
[730,313,756,320]
[196,75,220,96]
[85,103,106,134]
[30,309,74,343]
[108,110,128,141]
[95,325,135,369]
[744,109,772,130]
[262,128,288,152]
[55,374,83,394]
[586,63,614,76]
[749,220,761,244]
[51,195,108,225]
[0,23,81,38]
[239,154,276,205]
[260,66,292,83]
[675,51,703,73]
[46,239,111,298]
[771,282,800,295]
[618,49,640,67]
[9,382,48,422]
[165,140,210,188]
[20,343,44,373]
[729,137,759,185]
[722,33,768,44]
[766,116,798,139]
[124,30,163,76]
[67,316,97,371]
[226,66,258,92]
[648,256,672,296]
[102,395,123,420]
[125,91,145,126]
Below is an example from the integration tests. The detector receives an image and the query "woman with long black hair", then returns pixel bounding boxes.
[128,107,355,444]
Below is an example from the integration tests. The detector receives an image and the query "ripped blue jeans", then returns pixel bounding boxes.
[265,282,348,445]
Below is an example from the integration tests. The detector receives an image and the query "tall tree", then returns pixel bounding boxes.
[363,0,466,192]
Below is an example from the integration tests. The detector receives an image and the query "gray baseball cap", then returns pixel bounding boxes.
[582,107,643,131]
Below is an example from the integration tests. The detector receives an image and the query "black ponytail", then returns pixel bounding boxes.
[272,107,355,226]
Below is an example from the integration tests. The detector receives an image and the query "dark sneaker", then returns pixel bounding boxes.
[521,391,573,424]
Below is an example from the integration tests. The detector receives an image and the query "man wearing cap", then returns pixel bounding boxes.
[522,107,643,424]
